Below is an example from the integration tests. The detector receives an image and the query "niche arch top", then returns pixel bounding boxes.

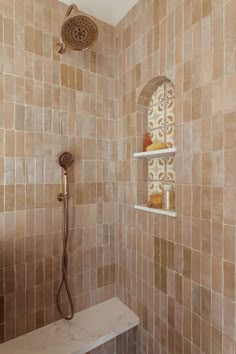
[137,76,173,107]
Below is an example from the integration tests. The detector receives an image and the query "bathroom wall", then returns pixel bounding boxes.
[0,0,116,342]
[1,0,236,351]
[115,0,236,353]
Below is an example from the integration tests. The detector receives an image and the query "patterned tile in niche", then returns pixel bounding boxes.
[148,105,165,127]
[166,96,175,113]
[166,125,175,147]
[149,84,164,106]
[157,84,165,104]
[166,157,175,181]
[148,106,155,130]
[147,80,176,197]
[166,110,175,125]
[150,127,165,143]
[148,158,165,180]
[148,181,163,194]
[166,97,175,126]
[166,82,175,99]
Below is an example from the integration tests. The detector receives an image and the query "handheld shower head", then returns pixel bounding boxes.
[57,152,74,170]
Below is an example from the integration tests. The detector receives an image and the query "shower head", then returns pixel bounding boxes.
[57,4,98,54]
[57,152,74,170]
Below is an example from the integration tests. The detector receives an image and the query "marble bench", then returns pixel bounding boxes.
[0,297,139,354]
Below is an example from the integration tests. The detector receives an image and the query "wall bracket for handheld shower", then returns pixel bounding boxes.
[57,152,74,201]
[57,193,65,203]
[56,3,98,55]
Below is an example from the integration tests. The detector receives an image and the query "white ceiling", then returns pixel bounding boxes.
[61,0,139,26]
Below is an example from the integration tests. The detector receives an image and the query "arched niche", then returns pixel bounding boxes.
[136,76,176,204]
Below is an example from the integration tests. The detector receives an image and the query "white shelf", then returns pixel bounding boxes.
[134,204,176,217]
[133,147,176,158]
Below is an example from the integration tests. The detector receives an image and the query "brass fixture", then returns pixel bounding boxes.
[56,151,74,320]
[56,4,98,54]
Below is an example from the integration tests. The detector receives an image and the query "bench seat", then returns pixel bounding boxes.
[0,298,139,354]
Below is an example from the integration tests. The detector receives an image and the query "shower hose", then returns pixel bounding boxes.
[56,196,74,320]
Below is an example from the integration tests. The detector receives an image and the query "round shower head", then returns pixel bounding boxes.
[61,5,98,51]
[57,152,74,170]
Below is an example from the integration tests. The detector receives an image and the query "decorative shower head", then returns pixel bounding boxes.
[56,4,98,54]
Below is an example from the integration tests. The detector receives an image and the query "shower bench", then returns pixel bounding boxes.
[0,297,139,354]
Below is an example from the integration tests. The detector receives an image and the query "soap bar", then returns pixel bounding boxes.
[146,142,166,151]
[148,193,162,208]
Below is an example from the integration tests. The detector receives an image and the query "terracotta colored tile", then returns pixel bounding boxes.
[183,61,192,92]
[201,286,211,322]
[212,327,222,354]
[223,261,235,300]
[201,253,212,288]
[223,297,235,340]
[223,335,234,354]
[24,26,34,52]
[202,0,212,17]
[202,152,212,185]
[35,30,43,56]
[212,222,223,257]
[192,313,200,348]
[225,150,236,186]
[212,188,223,222]
[183,247,191,279]
[224,112,236,149]
[192,250,201,283]
[192,0,201,24]
[212,113,223,150]
[212,292,223,331]
[212,257,223,293]
[223,225,235,263]
[224,74,236,111]
[223,188,236,224]
[4,18,14,45]
[201,319,211,354]
[225,0,236,39]
[225,35,236,75]
[213,43,223,80]
[60,63,68,87]
[76,69,83,91]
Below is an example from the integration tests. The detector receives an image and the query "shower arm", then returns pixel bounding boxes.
[65,4,79,18]
[56,4,79,55]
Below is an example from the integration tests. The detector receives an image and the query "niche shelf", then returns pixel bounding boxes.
[133,147,176,159]
[134,204,176,217]
[133,147,176,218]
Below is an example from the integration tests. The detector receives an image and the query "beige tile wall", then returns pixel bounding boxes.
[87,328,137,354]
[0,0,116,342]
[115,0,236,353]
[1,0,236,351]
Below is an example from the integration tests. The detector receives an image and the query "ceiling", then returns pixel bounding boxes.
[61,0,139,26]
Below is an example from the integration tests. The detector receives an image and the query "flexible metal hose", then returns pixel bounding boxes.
[56,195,74,320]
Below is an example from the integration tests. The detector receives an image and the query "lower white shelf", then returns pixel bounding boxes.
[134,204,176,217]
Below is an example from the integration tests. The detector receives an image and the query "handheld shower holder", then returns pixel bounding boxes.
[57,168,69,203]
